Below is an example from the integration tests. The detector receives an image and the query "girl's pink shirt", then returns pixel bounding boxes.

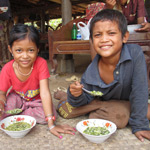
[0,56,50,101]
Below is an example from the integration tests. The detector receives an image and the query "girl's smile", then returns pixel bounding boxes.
[9,37,39,70]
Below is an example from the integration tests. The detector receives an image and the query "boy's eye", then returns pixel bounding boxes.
[109,32,116,35]
[94,33,101,37]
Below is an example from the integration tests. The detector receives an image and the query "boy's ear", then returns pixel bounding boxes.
[123,31,129,43]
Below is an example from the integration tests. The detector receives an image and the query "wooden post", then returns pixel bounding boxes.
[40,10,45,33]
[62,0,72,25]
[61,0,75,73]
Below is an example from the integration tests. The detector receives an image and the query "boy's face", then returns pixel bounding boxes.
[92,20,128,59]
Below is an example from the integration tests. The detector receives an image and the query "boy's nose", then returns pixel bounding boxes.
[101,34,108,42]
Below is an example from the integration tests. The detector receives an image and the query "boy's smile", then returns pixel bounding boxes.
[92,20,128,62]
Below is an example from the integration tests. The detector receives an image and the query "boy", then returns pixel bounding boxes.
[56,9,150,141]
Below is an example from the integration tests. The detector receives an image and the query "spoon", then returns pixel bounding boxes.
[4,108,22,115]
[82,87,103,96]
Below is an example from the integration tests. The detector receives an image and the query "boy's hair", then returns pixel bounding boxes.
[89,9,128,40]
[9,23,40,48]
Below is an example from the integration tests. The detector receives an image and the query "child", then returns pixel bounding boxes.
[56,9,150,142]
[105,0,146,25]
[0,24,75,139]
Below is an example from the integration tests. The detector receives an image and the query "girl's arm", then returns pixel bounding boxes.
[40,78,75,139]
[0,90,7,117]
[40,78,54,128]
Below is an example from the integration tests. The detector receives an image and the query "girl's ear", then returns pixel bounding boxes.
[123,31,129,43]
[8,45,12,54]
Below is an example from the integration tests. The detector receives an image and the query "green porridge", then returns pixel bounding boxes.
[91,91,103,96]
[5,122,31,131]
[6,108,22,115]
[83,127,110,136]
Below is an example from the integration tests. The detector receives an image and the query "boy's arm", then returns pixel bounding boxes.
[128,47,150,134]
[67,79,94,107]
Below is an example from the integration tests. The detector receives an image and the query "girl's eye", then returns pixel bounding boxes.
[29,49,34,52]
[16,49,22,52]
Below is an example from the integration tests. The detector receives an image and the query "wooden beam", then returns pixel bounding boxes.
[48,0,61,4]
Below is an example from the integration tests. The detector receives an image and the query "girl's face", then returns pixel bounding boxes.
[92,20,128,59]
[8,37,39,69]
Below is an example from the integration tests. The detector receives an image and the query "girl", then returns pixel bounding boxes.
[0,24,75,139]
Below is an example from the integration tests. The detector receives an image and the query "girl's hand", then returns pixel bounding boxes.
[49,124,76,139]
[70,81,83,97]
[0,103,4,117]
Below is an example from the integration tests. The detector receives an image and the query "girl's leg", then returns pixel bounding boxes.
[21,99,57,124]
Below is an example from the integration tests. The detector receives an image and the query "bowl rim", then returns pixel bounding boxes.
[127,24,142,27]
[76,119,117,137]
[0,115,36,132]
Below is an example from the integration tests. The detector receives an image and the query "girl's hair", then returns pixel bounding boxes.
[9,23,40,48]
[89,9,128,40]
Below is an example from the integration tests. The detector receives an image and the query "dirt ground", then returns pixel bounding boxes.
[0,54,150,150]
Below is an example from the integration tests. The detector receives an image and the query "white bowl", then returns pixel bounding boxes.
[0,7,8,12]
[127,24,142,33]
[0,115,36,138]
[76,119,117,144]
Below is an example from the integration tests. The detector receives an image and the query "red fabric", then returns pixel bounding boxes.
[85,2,105,23]
[121,0,147,24]
[0,56,50,101]
[85,0,147,25]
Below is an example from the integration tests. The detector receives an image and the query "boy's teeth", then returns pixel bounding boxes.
[101,46,110,48]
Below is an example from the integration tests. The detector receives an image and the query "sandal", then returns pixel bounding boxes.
[53,87,67,101]
[65,75,80,82]
[53,86,67,93]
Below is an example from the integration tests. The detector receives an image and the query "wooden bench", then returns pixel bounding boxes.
[48,17,87,72]
[48,19,150,90]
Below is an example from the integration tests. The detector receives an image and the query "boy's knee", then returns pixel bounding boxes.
[57,100,75,119]
[89,100,130,129]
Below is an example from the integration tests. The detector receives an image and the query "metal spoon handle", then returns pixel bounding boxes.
[82,87,92,94]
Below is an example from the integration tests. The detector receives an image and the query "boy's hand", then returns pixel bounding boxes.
[49,124,76,139]
[135,130,150,142]
[69,81,83,97]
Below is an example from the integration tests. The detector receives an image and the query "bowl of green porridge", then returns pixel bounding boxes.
[76,119,117,144]
[0,115,36,138]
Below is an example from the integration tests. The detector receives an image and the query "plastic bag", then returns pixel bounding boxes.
[77,20,90,40]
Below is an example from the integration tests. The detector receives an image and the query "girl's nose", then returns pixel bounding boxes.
[22,52,28,58]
